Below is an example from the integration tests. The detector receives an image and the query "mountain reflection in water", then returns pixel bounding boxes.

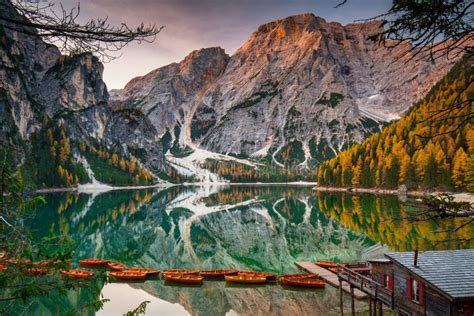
[17,185,472,315]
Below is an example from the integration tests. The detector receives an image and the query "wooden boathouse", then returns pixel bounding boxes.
[338,249,474,316]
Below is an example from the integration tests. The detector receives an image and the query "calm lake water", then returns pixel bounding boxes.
[11,185,474,315]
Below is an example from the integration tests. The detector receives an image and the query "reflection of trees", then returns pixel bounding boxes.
[188,196,374,273]
[202,186,310,207]
[29,187,376,271]
[25,187,472,314]
[315,192,474,251]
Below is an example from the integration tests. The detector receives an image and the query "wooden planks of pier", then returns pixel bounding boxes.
[295,261,368,300]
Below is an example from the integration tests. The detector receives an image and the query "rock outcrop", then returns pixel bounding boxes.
[110,47,230,148]
[0,0,165,177]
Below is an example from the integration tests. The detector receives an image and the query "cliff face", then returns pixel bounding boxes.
[0,0,165,181]
[109,47,230,148]
[111,13,457,168]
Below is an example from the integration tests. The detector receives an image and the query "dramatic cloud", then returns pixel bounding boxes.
[60,0,391,89]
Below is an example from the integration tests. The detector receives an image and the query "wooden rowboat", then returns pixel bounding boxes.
[107,261,126,271]
[280,273,318,285]
[34,259,70,267]
[61,269,94,279]
[283,277,326,288]
[281,273,318,279]
[239,271,277,281]
[25,260,71,276]
[108,271,147,281]
[163,273,203,284]
[200,270,239,278]
[315,260,344,269]
[225,275,267,284]
[79,258,111,268]
[163,269,199,275]
[25,267,50,276]
[124,268,160,277]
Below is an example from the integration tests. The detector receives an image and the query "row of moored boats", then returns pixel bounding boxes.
[58,258,327,288]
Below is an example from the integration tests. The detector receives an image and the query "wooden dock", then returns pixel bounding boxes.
[295,261,368,299]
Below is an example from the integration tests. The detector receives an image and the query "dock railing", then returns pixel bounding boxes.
[337,264,394,308]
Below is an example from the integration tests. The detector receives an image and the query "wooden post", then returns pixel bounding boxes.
[369,298,373,316]
[378,301,383,316]
[350,285,355,316]
[339,278,344,316]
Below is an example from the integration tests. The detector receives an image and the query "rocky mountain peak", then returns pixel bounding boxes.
[41,53,108,116]
[240,13,384,54]
[110,12,459,173]
[178,47,230,84]
[255,13,324,36]
[111,47,229,102]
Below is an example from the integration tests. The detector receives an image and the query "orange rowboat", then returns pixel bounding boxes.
[282,277,326,288]
[239,271,277,281]
[0,264,5,272]
[61,269,94,279]
[34,260,70,267]
[328,267,338,273]
[25,267,50,276]
[124,268,160,277]
[281,273,318,279]
[163,269,199,275]
[200,270,239,278]
[225,274,267,284]
[79,258,111,268]
[163,273,203,284]
[108,271,147,281]
[315,261,344,269]
[280,274,318,285]
[107,261,126,271]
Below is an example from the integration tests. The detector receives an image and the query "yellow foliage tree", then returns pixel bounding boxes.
[452,148,468,189]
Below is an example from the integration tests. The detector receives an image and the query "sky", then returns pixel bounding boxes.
[60,0,392,89]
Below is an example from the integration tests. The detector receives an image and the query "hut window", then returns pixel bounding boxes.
[407,277,424,304]
[383,274,393,289]
[412,279,420,302]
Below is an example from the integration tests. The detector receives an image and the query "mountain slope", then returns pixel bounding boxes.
[0,0,165,187]
[316,54,474,191]
[111,13,458,172]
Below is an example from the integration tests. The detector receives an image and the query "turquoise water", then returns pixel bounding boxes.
[8,185,472,315]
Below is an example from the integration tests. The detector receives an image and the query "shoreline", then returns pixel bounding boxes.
[314,186,474,204]
[34,182,473,204]
[34,181,318,193]
[35,183,174,194]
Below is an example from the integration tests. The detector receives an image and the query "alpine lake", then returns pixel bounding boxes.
[10,185,474,315]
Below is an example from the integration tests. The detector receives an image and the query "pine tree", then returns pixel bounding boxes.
[119,159,127,171]
[352,157,363,186]
[375,169,381,187]
[399,153,411,183]
[452,148,468,189]
[129,158,136,174]
[466,154,474,193]
[423,153,437,188]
